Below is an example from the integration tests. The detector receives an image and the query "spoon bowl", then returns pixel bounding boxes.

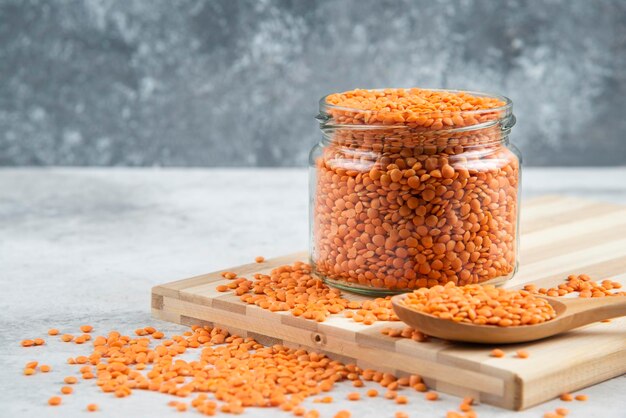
[391,293,626,344]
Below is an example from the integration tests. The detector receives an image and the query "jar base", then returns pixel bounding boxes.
[320,275,409,296]
[315,263,518,297]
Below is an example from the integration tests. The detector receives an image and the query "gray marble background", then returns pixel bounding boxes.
[1,0,625,167]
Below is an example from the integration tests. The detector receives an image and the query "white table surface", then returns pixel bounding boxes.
[1,167,625,418]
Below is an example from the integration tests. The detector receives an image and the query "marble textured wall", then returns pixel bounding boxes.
[1,0,625,166]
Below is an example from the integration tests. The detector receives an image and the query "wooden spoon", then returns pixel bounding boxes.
[391,294,626,344]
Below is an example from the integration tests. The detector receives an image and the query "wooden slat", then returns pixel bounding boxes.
[152,196,626,411]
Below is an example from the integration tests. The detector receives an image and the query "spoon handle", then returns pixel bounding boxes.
[560,296,626,329]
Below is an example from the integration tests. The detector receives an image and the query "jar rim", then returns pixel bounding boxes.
[318,88,512,129]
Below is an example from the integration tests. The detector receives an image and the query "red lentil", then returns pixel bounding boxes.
[560,393,573,401]
[255,256,265,263]
[402,282,556,326]
[516,350,529,359]
[230,262,399,324]
[48,328,59,336]
[384,390,398,400]
[531,274,625,299]
[87,403,98,412]
[313,88,519,293]
[575,394,588,401]
[460,402,473,412]
[413,383,428,392]
[48,396,62,406]
[425,391,439,401]
[381,326,428,341]
[346,392,360,401]
[64,376,78,384]
[75,355,89,364]
[40,364,51,372]
[20,321,433,416]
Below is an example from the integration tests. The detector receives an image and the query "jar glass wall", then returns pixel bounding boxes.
[309,89,520,296]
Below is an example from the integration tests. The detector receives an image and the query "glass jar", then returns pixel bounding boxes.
[309,89,520,296]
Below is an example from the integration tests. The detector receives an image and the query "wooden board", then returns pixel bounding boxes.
[152,196,626,411]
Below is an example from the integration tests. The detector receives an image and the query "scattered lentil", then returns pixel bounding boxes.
[20,322,432,416]
[80,325,93,333]
[425,392,439,401]
[530,274,625,299]
[255,256,265,263]
[75,355,89,364]
[381,326,428,341]
[48,329,59,336]
[575,394,588,401]
[462,396,474,405]
[352,379,364,387]
[460,402,473,412]
[48,396,62,406]
[384,390,398,400]
[346,392,360,401]
[413,383,428,392]
[40,364,51,372]
[87,403,98,412]
[64,376,78,384]
[227,262,399,324]
[516,350,529,359]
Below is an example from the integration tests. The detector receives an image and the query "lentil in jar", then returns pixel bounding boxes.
[309,88,520,295]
